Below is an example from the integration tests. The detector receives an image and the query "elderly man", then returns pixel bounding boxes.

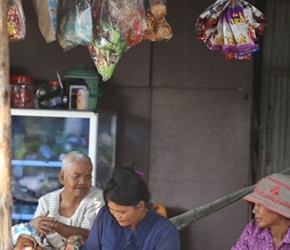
[29,151,104,249]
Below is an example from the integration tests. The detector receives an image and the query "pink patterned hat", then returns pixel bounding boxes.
[243,174,290,219]
[243,173,290,219]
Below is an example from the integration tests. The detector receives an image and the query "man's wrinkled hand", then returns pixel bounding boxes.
[29,211,57,237]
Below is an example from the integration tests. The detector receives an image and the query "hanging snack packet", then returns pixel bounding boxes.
[196,0,267,60]
[125,3,146,48]
[88,0,126,81]
[58,0,92,51]
[196,0,230,42]
[150,0,167,19]
[144,0,173,42]
[7,0,26,41]
[33,0,58,43]
[226,2,259,55]
[107,0,146,50]
[224,0,266,60]
[205,10,225,50]
[222,7,237,54]
[241,1,267,42]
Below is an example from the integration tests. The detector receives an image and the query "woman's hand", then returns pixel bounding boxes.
[29,211,57,237]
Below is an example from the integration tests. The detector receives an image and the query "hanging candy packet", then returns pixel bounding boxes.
[222,8,237,54]
[225,2,259,55]
[241,1,267,42]
[88,0,126,81]
[196,0,267,60]
[196,0,230,42]
[7,0,26,41]
[224,0,266,59]
[144,0,173,42]
[205,10,226,51]
[57,0,93,51]
[33,0,58,43]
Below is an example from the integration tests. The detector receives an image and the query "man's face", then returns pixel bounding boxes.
[14,236,42,250]
[59,160,92,198]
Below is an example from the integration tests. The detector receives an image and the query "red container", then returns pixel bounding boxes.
[10,75,34,108]
[47,80,60,91]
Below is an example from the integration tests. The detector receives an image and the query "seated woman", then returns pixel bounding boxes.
[231,173,290,250]
[78,166,181,250]
[28,151,105,249]
[12,223,44,250]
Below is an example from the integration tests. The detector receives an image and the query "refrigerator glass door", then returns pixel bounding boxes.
[11,108,116,224]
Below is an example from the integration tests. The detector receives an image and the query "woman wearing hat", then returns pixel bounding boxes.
[231,173,290,250]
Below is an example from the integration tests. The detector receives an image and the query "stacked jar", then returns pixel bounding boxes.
[10,75,34,108]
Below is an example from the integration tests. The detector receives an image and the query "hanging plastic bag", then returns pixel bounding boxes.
[124,0,146,48]
[144,0,173,42]
[88,0,127,81]
[33,0,58,43]
[7,0,26,41]
[107,0,146,49]
[57,0,93,51]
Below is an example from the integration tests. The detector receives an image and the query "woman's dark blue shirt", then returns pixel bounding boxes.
[80,205,181,250]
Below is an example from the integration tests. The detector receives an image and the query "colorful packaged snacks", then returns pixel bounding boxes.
[88,0,147,81]
[106,0,146,49]
[7,0,26,41]
[88,19,126,81]
[196,0,267,60]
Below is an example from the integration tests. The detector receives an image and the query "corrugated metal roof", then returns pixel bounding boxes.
[263,1,290,70]
[257,0,290,179]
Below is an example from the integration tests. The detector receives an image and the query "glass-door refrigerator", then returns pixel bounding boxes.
[11,108,117,225]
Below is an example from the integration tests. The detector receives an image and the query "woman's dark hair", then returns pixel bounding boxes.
[103,166,150,207]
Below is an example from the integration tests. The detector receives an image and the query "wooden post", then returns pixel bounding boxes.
[0,0,12,249]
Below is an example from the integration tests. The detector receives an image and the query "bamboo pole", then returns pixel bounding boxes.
[170,168,290,231]
[0,0,12,248]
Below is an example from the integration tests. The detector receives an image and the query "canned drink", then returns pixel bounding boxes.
[77,88,89,110]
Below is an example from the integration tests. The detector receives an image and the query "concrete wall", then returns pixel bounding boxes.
[9,0,255,249]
